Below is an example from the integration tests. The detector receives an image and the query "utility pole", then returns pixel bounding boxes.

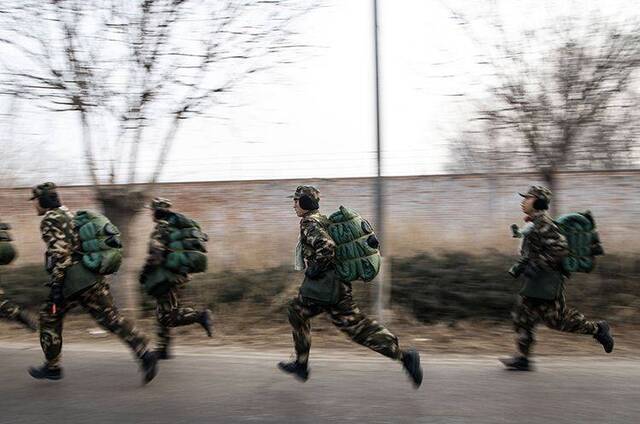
[373,0,387,322]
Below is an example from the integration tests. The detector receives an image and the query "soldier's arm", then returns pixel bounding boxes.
[534,221,569,268]
[41,216,74,285]
[301,218,336,270]
[144,222,169,267]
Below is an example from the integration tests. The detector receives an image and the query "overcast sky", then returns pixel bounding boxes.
[0,0,635,186]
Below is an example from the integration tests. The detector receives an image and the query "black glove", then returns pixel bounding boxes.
[305,263,326,280]
[49,283,64,308]
[508,257,529,279]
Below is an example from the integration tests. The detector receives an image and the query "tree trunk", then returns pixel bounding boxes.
[96,187,148,316]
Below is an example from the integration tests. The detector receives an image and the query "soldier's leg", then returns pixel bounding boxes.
[512,296,541,358]
[540,294,598,335]
[287,295,323,366]
[158,288,202,328]
[155,288,204,350]
[155,296,172,353]
[327,282,401,361]
[39,301,71,369]
[79,281,149,359]
[0,291,37,331]
[0,295,21,320]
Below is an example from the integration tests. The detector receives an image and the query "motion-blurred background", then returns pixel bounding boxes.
[1,0,639,353]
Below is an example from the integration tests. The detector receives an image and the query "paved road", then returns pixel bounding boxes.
[0,343,638,424]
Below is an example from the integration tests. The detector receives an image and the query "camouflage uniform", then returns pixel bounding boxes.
[40,281,149,368]
[0,287,22,321]
[144,198,206,353]
[512,186,598,358]
[0,221,35,328]
[287,186,401,366]
[33,183,150,369]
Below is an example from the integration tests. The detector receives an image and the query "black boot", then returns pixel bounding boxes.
[277,361,309,382]
[140,351,159,385]
[154,348,172,360]
[17,310,38,332]
[499,355,531,371]
[594,321,614,353]
[199,309,213,337]
[28,364,63,380]
[401,349,423,388]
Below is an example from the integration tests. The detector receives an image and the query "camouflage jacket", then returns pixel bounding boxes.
[144,219,171,268]
[300,211,336,270]
[520,211,569,270]
[40,206,79,285]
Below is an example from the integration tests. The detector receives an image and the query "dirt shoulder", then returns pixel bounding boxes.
[2,312,637,358]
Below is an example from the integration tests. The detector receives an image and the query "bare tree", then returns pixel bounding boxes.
[0,0,318,309]
[445,9,640,210]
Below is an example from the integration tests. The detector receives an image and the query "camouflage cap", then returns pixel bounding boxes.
[148,197,172,210]
[30,182,57,200]
[519,185,552,203]
[288,185,320,202]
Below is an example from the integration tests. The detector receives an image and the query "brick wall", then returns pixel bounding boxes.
[2,170,639,271]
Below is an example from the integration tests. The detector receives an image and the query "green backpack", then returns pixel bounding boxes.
[0,223,17,266]
[162,212,208,275]
[320,206,381,283]
[141,267,184,298]
[141,212,208,296]
[73,211,123,275]
[555,211,604,273]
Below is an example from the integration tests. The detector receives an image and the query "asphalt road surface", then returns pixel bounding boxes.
[0,343,638,424]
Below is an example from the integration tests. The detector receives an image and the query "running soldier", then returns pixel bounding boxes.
[27,182,158,383]
[501,186,614,371]
[139,198,213,360]
[278,186,423,388]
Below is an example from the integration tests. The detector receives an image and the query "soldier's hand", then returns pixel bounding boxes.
[49,283,64,308]
[44,275,59,287]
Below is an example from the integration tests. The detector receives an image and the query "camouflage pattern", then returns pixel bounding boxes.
[36,202,149,368]
[0,287,21,321]
[521,211,569,270]
[40,206,79,285]
[39,281,149,368]
[512,188,598,357]
[288,281,401,365]
[155,287,203,351]
[30,181,58,200]
[0,220,22,322]
[286,204,401,365]
[145,218,173,269]
[289,185,320,202]
[513,293,599,357]
[144,205,203,351]
[149,197,172,210]
[300,211,335,270]
[519,185,552,203]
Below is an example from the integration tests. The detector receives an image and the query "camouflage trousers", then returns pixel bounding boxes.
[288,281,401,366]
[39,281,149,368]
[154,287,202,351]
[513,293,599,357]
[0,288,21,321]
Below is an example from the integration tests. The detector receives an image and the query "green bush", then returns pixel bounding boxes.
[0,264,49,308]
[3,252,639,324]
[390,251,640,324]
